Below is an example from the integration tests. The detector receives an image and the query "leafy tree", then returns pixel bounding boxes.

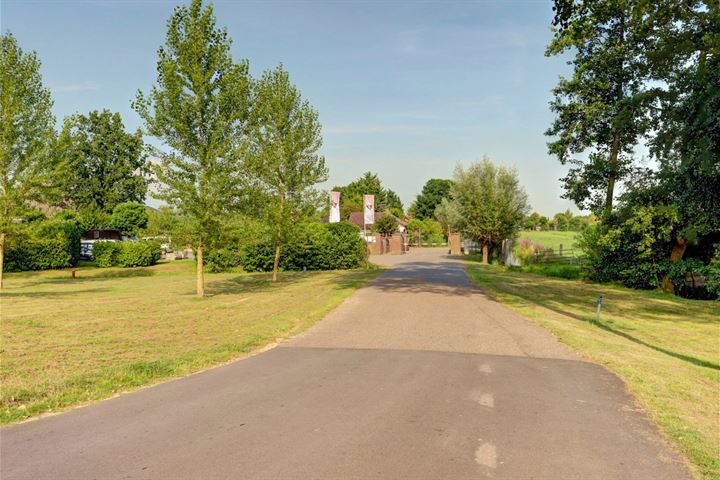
[374,214,398,236]
[546,0,655,219]
[133,0,251,296]
[433,197,461,239]
[56,109,147,213]
[333,172,403,218]
[77,208,112,232]
[0,33,57,286]
[145,205,182,237]
[451,158,529,264]
[410,178,453,220]
[111,202,149,236]
[244,65,328,282]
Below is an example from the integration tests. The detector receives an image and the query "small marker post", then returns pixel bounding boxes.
[595,296,603,322]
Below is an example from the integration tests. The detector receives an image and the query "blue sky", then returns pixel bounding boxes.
[1,0,579,215]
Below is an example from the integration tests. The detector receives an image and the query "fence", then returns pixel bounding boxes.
[533,248,581,265]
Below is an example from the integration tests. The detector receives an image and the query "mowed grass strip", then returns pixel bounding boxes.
[466,265,720,480]
[0,261,381,425]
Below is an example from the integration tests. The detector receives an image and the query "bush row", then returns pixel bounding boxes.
[3,214,84,272]
[205,221,367,273]
[92,241,162,268]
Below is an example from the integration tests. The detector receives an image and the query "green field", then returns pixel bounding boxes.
[517,230,579,253]
[0,261,381,424]
[466,264,720,480]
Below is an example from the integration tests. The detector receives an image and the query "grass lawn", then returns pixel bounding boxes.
[466,264,720,480]
[0,261,381,425]
[517,230,579,252]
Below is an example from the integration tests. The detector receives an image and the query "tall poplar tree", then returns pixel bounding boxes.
[133,0,251,296]
[245,65,328,282]
[0,33,56,288]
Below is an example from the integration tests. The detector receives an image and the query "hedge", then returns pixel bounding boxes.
[92,240,162,268]
[206,221,367,273]
[3,215,84,272]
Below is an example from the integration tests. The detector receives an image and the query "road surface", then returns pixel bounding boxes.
[0,249,690,479]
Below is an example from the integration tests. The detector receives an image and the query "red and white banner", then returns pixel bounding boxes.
[363,194,375,225]
[329,191,341,223]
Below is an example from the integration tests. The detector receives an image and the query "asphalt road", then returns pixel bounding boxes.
[0,249,691,479]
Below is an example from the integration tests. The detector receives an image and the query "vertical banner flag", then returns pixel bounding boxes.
[329,191,341,223]
[363,194,375,225]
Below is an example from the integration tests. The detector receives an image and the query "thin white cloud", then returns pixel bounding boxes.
[52,81,100,93]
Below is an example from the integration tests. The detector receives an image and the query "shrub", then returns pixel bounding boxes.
[239,243,275,272]
[205,248,243,273]
[3,213,83,272]
[4,235,74,272]
[230,222,366,273]
[91,242,121,268]
[92,241,161,268]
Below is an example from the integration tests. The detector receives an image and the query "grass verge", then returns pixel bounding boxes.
[0,261,381,425]
[466,264,720,480]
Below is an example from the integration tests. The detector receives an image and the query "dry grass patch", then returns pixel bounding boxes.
[466,265,720,480]
[1,261,381,424]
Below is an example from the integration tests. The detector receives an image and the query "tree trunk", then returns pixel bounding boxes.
[603,132,621,220]
[0,232,5,290]
[482,243,489,264]
[196,244,205,297]
[661,238,689,294]
[272,241,281,283]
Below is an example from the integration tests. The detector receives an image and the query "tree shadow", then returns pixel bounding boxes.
[0,288,111,299]
[21,269,156,287]
[471,268,720,371]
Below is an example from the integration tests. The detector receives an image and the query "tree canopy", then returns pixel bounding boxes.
[451,158,530,264]
[409,178,453,220]
[57,109,147,213]
[333,172,403,219]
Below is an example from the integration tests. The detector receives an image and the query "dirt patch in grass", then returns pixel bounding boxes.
[0,261,381,424]
[466,264,720,480]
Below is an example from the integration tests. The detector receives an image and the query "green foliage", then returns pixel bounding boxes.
[410,178,452,220]
[0,33,58,280]
[205,248,243,273]
[407,218,444,243]
[433,197,461,236]
[512,263,581,280]
[92,241,161,268]
[91,242,120,268]
[545,1,657,217]
[77,209,113,232]
[111,202,149,236]
[133,0,251,293]
[578,205,679,289]
[2,213,83,272]
[244,64,328,280]
[56,110,147,212]
[117,241,162,268]
[451,157,530,251]
[333,172,403,219]
[374,215,398,236]
[145,206,181,237]
[224,222,366,273]
[4,235,72,272]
